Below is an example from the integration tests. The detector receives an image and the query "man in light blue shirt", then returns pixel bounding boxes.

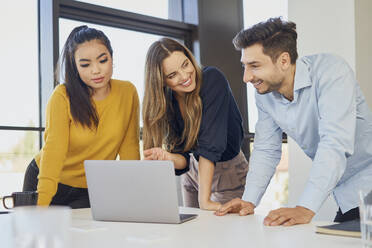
[216,17,372,226]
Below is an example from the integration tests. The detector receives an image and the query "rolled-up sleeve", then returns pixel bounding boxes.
[174,151,190,175]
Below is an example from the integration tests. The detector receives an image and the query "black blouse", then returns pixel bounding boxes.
[171,66,244,175]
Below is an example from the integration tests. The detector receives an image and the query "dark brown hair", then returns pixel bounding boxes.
[56,25,113,129]
[233,17,298,64]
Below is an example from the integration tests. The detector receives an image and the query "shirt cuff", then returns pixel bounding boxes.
[195,147,221,164]
[36,177,58,206]
[242,184,266,207]
[297,183,330,213]
[37,192,53,206]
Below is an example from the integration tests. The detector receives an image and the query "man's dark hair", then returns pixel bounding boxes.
[233,17,298,64]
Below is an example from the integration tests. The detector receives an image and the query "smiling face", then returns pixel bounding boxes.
[241,43,287,95]
[74,39,113,93]
[162,51,197,97]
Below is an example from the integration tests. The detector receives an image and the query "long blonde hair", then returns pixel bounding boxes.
[143,38,202,152]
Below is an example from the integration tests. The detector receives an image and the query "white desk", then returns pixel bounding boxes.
[70,207,362,248]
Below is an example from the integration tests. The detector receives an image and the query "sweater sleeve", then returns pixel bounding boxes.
[118,86,140,160]
[37,88,70,205]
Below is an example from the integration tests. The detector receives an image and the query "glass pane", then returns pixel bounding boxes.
[74,0,174,20]
[0,131,39,197]
[0,1,39,127]
[0,131,39,172]
[59,18,183,126]
[243,0,288,133]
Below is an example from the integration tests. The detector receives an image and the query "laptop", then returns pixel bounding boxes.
[84,160,197,224]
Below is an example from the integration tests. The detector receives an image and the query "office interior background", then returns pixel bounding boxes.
[0,0,371,221]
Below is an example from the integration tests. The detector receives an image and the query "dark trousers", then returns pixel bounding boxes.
[23,159,90,209]
[334,207,360,222]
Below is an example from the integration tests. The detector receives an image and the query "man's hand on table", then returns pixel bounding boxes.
[263,206,315,226]
[214,198,314,227]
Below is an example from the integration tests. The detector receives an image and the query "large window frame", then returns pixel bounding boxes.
[38,0,197,141]
[1,0,280,161]
[38,0,256,159]
[0,0,43,149]
[1,0,289,163]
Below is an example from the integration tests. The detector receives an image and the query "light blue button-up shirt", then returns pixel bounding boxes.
[242,53,372,213]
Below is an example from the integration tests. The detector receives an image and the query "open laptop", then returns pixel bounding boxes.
[84,160,197,224]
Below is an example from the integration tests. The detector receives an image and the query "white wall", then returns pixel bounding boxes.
[287,0,372,221]
[355,0,372,109]
[243,0,288,133]
[289,0,356,69]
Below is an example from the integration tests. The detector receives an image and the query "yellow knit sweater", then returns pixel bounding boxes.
[34,79,140,205]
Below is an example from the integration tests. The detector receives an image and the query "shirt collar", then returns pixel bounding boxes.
[273,59,312,104]
[293,58,312,91]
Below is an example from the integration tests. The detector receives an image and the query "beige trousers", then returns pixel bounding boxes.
[181,151,249,208]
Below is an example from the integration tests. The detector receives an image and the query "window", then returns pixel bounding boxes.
[49,0,196,118]
[73,0,172,20]
[55,1,194,206]
[0,0,194,204]
[0,0,40,197]
[243,0,288,214]
[39,0,196,128]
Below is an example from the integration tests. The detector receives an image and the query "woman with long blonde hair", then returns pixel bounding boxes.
[143,38,248,211]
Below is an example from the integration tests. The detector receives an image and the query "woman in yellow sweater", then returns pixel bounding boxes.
[22,25,140,208]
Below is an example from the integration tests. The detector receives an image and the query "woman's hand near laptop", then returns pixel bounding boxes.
[143,147,187,171]
[215,198,255,216]
[143,147,172,161]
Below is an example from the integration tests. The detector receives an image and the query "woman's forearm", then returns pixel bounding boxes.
[197,156,221,211]
[169,153,187,170]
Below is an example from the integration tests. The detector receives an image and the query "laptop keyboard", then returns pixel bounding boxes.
[179,213,197,222]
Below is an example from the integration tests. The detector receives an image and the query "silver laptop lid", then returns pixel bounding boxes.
[84,160,181,223]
